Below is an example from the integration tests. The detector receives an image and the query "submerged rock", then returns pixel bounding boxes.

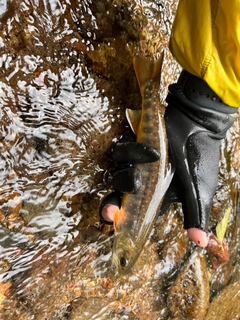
[167,250,210,320]
[205,282,240,320]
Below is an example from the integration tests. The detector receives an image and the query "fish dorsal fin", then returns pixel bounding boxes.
[133,51,164,95]
[126,108,141,135]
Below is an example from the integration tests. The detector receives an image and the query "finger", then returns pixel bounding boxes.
[187,228,209,247]
[182,131,220,231]
[105,166,142,193]
[101,204,119,223]
[165,105,220,231]
[99,192,122,225]
[112,141,160,164]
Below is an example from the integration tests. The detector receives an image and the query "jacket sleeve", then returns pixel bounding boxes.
[169,0,240,108]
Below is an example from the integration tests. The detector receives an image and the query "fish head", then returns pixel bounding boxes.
[112,230,140,274]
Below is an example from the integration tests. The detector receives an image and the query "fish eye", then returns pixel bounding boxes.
[120,257,127,267]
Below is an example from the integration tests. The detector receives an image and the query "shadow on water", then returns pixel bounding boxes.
[0,0,239,319]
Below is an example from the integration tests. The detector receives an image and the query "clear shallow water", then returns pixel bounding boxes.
[0,1,239,319]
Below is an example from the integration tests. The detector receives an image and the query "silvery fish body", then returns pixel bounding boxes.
[112,52,173,274]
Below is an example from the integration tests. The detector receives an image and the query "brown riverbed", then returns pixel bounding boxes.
[0,1,239,319]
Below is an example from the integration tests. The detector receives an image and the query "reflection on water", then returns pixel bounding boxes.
[0,0,239,319]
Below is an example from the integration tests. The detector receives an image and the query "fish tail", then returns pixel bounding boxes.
[133,51,164,95]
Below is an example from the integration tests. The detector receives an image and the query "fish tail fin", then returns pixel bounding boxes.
[133,51,164,95]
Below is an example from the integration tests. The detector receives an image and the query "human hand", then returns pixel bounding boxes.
[100,71,236,247]
[99,133,209,247]
[99,129,161,223]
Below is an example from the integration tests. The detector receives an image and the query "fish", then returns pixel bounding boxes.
[112,52,174,274]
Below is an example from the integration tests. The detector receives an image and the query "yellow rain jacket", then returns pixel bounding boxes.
[170,0,240,107]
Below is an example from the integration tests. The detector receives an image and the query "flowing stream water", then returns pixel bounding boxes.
[0,1,239,319]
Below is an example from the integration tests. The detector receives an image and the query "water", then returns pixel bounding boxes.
[0,1,239,319]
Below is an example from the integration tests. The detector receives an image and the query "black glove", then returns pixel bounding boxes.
[99,130,161,224]
[100,70,237,232]
[163,70,236,231]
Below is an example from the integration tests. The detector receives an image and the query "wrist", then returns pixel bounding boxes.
[177,70,238,114]
[166,82,235,139]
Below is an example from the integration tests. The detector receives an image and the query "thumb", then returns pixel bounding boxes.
[181,131,221,231]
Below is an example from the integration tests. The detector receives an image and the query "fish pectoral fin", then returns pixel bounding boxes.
[163,162,175,189]
[126,109,141,135]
